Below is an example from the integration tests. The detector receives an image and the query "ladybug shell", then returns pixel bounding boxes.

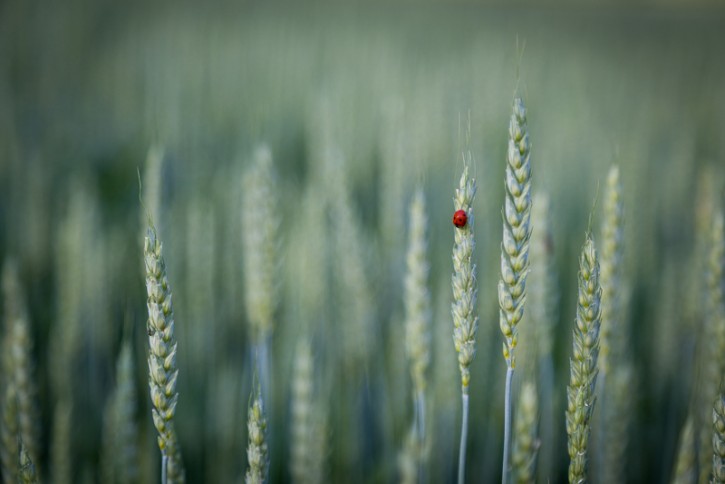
[452,209,468,228]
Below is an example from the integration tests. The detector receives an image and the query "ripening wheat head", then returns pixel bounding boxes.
[405,188,432,398]
[246,387,268,484]
[566,236,602,484]
[498,96,532,369]
[451,161,478,393]
[144,226,185,483]
[700,211,725,484]
[242,145,279,343]
[599,165,624,377]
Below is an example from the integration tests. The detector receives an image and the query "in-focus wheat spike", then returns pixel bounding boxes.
[499,96,532,369]
[18,443,37,484]
[599,165,624,377]
[144,226,185,484]
[405,187,432,474]
[512,381,540,484]
[500,95,533,484]
[242,145,279,343]
[2,260,40,469]
[451,157,477,484]
[566,235,602,484]
[713,391,725,483]
[101,341,139,484]
[452,160,478,393]
[246,386,268,484]
[671,415,696,484]
[1,384,19,481]
[699,211,725,484]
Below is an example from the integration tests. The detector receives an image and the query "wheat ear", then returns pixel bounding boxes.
[597,165,632,483]
[528,193,558,481]
[242,145,279,406]
[566,235,602,483]
[499,96,532,484]
[246,385,269,484]
[700,211,725,484]
[451,158,477,484]
[671,415,696,484]
[144,226,185,483]
[512,381,540,484]
[18,443,37,484]
[101,340,139,484]
[1,261,40,469]
[713,390,725,484]
[404,187,432,480]
[0,383,19,481]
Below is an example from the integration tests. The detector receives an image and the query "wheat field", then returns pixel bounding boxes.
[1,1,725,483]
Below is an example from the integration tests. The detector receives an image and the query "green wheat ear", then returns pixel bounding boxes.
[566,235,602,483]
[499,97,532,369]
[144,226,185,483]
[451,156,477,484]
[246,385,269,484]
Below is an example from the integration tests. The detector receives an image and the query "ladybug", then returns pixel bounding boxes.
[452,209,468,228]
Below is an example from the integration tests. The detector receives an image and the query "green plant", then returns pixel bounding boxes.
[512,381,539,484]
[404,187,432,481]
[671,415,695,484]
[451,159,478,484]
[144,226,185,483]
[246,386,268,484]
[566,236,602,483]
[499,96,533,484]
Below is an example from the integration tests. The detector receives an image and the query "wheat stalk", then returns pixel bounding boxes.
[566,235,602,483]
[451,158,477,484]
[144,226,185,483]
[671,415,696,484]
[499,96,533,484]
[51,400,72,484]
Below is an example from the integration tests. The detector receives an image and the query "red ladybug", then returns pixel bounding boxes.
[452,209,468,228]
